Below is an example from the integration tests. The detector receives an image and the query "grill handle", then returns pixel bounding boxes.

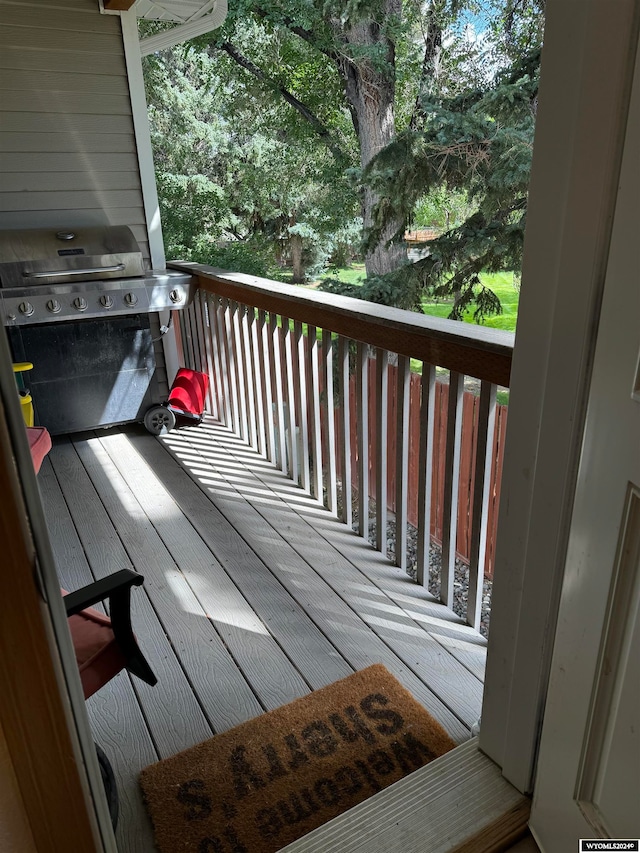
[23,264,126,279]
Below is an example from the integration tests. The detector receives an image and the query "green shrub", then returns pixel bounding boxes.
[192,238,274,278]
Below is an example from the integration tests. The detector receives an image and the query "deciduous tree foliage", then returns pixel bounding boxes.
[144,0,544,313]
[200,0,467,277]
[143,44,360,280]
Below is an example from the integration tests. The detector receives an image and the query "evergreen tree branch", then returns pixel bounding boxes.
[218,41,348,163]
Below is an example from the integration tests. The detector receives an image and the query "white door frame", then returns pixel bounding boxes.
[0,327,115,851]
[530,37,640,842]
[480,0,640,793]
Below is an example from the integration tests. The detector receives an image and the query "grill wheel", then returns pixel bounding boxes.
[144,405,176,435]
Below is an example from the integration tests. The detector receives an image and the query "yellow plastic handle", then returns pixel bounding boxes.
[13,362,34,373]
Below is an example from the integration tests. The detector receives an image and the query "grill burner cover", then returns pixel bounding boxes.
[0,225,145,287]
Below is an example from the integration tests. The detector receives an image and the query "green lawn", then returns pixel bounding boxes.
[314,265,516,404]
[420,271,520,333]
[316,267,519,333]
[324,263,367,286]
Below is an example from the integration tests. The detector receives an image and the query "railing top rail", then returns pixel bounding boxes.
[171,262,514,387]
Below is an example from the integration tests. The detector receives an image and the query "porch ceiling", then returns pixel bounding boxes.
[133,0,227,55]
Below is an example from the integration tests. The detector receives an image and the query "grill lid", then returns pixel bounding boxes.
[0,225,145,288]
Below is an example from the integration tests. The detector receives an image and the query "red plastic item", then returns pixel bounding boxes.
[61,588,128,700]
[167,367,209,421]
[26,426,52,474]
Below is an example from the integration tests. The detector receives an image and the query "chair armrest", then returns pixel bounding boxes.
[64,569,157,689]
[63,569,144,617]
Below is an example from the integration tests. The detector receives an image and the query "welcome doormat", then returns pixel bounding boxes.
[139,664,456,853]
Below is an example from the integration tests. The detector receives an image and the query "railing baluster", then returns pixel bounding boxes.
[467,380,497,629]
[356,341,369,539]
[249,308,266,457]
[338,335,352,527]
[193,291,213,416]
[200,295,217,419]
[307,325,323,502]
[179,309,192,369]
[183,303,195,368]
[294,321,311,493]
[233,302,250,443]
[215,297,232,429]
[240,304,258,450]
[187,301,199,368]
[205,293,224,421]
[180,305,192,368]
[191,291,205,370]
[282,318,298,483]
[416,363,436,587]
[227,300,245,439]
[395,355,410,571]
[257,310,275,463]
[195,294,205,374]
[220,298,239,434]
[321,330,337,515]
[268,312,287,472]
[175,309,187,368]
[221,300,233,429]
[200,290,218,419]
[441,370,464,608]
[375,348,389,553]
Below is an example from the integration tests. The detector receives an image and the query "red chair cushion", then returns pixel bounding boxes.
[26,427,52,474]
[167,367,209,417]
[62,590,128,700]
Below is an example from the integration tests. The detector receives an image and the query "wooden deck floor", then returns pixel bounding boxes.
[39,418,486,852]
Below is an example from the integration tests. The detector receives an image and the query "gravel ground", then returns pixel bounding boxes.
[349,497,493,638]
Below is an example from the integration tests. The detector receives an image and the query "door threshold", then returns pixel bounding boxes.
[281,739,530,853]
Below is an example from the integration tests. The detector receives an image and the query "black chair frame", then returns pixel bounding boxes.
[64,568,157,687]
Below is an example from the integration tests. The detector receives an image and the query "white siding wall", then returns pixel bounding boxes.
[0,0,151,265]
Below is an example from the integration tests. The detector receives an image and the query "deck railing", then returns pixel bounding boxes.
[169,263,514,631]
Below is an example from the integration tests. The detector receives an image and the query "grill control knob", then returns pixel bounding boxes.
[46,299,62,314]
[73,296,88,312]
[124,292,138,307]
[18,301,35,317]
[100,294,114,309]
[169,288,183,304]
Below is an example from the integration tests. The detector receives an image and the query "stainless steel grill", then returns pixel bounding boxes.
[0,225,196,434]
[0,225,195,325]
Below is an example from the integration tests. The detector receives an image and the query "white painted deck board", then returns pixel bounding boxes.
[123,432,360,694]
[72,434,284,728]
[42,443,216,756]
[47,432,267,736]
[138,428,470,741]
[86,673,159,853]
[201,422,485,642]
[39,421,487,853]
[38,456,160,852]
[169,421,483,726]
[96,430,349,702]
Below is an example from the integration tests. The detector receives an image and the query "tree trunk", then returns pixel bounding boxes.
[334,7,407,278]
[290,233,304,283]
